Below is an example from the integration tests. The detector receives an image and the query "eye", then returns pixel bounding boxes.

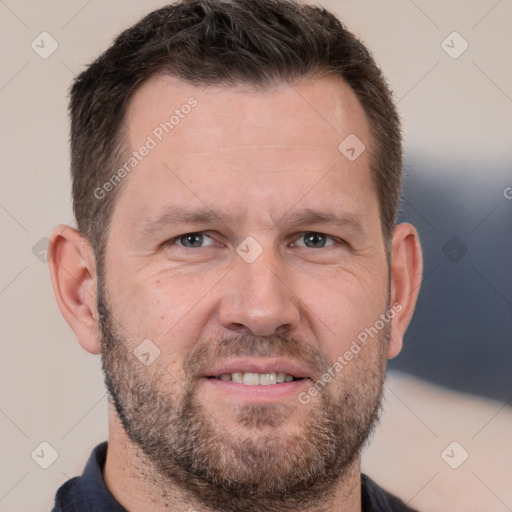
[173,232,216,248]
[292,232,336,248]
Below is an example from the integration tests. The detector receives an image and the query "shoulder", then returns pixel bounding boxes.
[361,474,418,512]
[50,442,126,512]
[51,476,83,512]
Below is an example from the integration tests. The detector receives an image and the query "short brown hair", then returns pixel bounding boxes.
[70,0,402,266]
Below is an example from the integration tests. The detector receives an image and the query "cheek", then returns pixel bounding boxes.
[297,269,388,360]
[109,267,220,349]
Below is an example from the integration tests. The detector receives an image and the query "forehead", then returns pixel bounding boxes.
[124,74,370,155]
[113,74,376,231]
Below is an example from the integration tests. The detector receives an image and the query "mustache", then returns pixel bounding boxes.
[183,332,330,380]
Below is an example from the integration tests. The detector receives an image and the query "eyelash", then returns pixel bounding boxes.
[167,231,344,249]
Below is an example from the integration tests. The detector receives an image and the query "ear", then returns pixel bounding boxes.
[48,224,101,355]
[387,222,423,359]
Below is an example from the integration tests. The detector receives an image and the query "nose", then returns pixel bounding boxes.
[218,249,301,337]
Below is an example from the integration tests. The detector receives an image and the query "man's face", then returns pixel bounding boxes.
[99,75,390,508]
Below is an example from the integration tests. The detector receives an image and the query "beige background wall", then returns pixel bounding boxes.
[1,1,511,511]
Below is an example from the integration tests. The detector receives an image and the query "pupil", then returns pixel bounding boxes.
[183,233,202,247]
[305,232,325,248]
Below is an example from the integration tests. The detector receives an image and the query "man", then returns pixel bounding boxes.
[49,0,423,510]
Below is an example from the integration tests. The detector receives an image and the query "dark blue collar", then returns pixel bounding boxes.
[52,441,126,511]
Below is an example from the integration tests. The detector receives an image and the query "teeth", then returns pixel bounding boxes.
[259,372,277,385]
[243,372,260,385]
[232,371,244,383]
[215,371,297,385]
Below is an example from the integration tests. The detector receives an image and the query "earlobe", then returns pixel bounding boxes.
[387,223,423,359]
[48,224,101,355]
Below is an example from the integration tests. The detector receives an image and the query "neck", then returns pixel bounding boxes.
[104,410,362,512]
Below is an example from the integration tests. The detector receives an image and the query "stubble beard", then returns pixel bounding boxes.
[97,284,388,512]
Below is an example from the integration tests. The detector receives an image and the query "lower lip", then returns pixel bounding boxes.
[201,377,311,402]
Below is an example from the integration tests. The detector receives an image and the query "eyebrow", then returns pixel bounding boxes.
[275,208,366,236]
[139,206,240,238]
[139,206,366,238]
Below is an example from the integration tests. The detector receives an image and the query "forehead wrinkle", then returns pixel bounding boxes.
[168,144,336,155]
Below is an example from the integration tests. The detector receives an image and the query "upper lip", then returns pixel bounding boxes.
[203,358,313,379]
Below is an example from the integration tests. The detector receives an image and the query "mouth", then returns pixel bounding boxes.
[207,371,304,386]
[201,359,313,397]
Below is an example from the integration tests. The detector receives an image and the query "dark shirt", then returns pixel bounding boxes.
[52,442,416,512]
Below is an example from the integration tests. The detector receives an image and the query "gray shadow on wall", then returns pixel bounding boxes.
[388,153,512,402]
